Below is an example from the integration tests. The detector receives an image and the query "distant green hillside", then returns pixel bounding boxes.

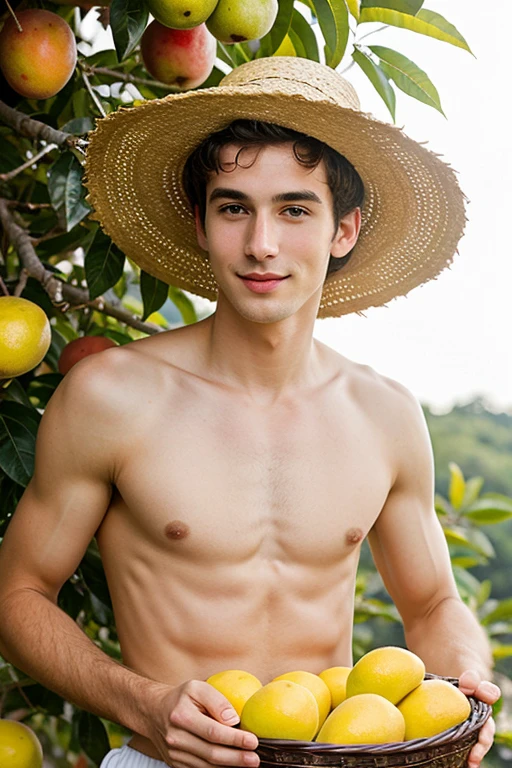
[424,396,512,600]
[424,397,512,498]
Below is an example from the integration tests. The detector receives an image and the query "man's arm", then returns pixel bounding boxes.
[0,351,258,768]
[367,382,498,768]
[367,383,492,678]
[0,353,164,734]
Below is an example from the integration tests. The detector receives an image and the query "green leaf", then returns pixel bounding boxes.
[2,379,34,408]
[476,579,492,609]
[481,598,512,626]
[27,374,63,410]
[491,645,512,660]
[360,7,473,54]
[287,28,307,58]
[444,527,471,547]
[361,0,423,13]
[168,286,198,325]
[462,497,512,524]
[494,731,512,748]
[311,0,350,68]
[47,152,91,232]
[110,0,149,62]
[352,48,395,120]
[447,461,465,509]
[434,493,451,516]
[346,0,360,20]
[85,229,126,301]
[216,41,236,68]
[452,565,481,599]
[289,8,320,61]
[77,710,111,765]
[140,271,169,322]
[416,9,473,54]
[461,476,484,508]
[60,117,95,135]
[369,45,444,116]
[0,402,41,487]
[450,556,485,569]
[464,528,495,558]
[258,0,294,57]
[84,49,120,69]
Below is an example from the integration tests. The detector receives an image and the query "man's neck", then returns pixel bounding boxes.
[199,300,327,403]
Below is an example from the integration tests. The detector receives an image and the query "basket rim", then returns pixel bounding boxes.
[256,674,492,756]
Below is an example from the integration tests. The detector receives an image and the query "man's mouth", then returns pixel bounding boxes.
[238,273,290,294]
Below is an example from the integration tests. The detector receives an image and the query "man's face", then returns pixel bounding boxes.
[194,142,360,324]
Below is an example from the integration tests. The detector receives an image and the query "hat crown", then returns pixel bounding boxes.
[219,55,361,111]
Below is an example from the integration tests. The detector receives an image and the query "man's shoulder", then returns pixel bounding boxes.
[326,348,425,429]
[51,327,194,417]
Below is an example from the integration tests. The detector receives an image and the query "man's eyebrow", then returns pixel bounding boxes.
[208,188,323,205]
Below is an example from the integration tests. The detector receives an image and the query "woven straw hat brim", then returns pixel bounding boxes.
[84,62,468,318]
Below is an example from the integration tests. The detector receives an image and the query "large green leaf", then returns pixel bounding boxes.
[85,229,126,300]
[311,0,350,68]
[47,152,92,232]
[290,7,320,61]
[258,0,294,57]
[110,0,149,62]
[461,475,484,508]
[462,496,512,524]
[360,7,473,54]
[444,526,493,559]
[346,0,360,19]
[140,271,169,322]
[352,48,395,120]
[369,45,444,115]
[361,0,423,13]
[77,710,111,766]
[0,402,41,487]
[168,286,198,325]
[482,598,512,626]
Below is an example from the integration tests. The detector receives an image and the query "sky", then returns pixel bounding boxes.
[82,1,511,413]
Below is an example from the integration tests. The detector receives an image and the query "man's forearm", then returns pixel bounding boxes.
[405,595,493,680]
[0,587,165,736]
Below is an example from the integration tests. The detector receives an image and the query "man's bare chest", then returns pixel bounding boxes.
[99,386,394,567]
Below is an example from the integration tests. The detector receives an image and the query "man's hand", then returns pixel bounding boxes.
[144,680,260,768]
[458,670,501,768]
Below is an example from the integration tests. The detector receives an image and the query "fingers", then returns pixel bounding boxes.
[458,670,501,703]
[467,717,496,768]
[166,729,260,768]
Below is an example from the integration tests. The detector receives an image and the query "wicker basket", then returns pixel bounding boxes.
[255,675,492,768]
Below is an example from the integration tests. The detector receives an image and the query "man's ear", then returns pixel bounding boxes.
[330,207,362,260]
[194,204,208,251]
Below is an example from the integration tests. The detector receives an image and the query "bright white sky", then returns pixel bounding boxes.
[83,1,511,412]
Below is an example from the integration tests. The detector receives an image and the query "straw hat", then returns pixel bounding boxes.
[84,56,468,318]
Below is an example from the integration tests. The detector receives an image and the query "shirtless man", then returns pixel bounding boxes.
[0,58,500,768]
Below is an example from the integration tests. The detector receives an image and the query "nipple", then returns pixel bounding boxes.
[346,527,364,545]
[165,520,190,540]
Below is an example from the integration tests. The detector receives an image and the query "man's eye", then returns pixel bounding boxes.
[221,204,244,214]
[287,207,308,217]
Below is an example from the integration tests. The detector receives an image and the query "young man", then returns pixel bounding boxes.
[0,57,500,768]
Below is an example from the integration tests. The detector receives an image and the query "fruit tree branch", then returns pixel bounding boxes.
[81,63,180,92]
[0,101,84,147]
[81,69,107,118]
[0,199,162,335]
[0,143,58,182]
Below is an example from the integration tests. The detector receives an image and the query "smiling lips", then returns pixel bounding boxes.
[239,273,290,294]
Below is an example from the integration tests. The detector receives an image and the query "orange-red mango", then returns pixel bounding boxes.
[141,21,216,90]
[0,9,77,99]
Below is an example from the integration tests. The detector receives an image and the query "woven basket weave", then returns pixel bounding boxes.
[255,675,491,768]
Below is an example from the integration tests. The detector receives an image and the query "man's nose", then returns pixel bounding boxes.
[244,212,279,260]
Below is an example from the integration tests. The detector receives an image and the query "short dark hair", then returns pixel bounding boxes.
[181,119,365,279]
